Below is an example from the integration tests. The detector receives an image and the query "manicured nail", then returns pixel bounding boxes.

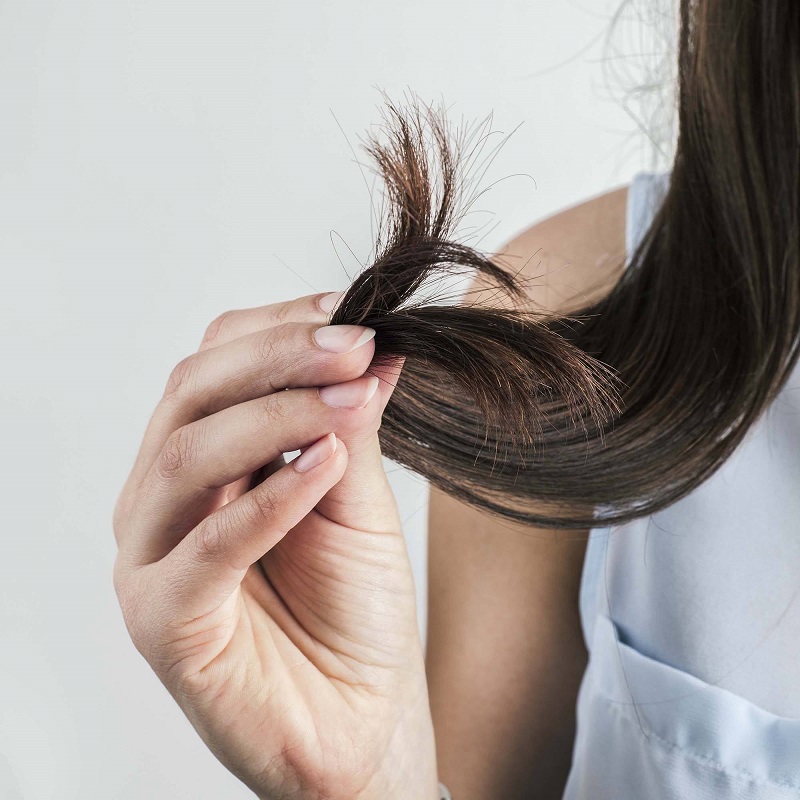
[314,324,376,354]
[318,375,380,408]
[318,291,345,314]
[294,432,337,473]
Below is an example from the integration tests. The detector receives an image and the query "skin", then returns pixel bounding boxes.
[426,183,629,800]
[113,181,627,799]
[112,298,439,800]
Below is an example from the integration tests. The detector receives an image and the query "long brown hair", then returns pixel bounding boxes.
[327,0,800,530]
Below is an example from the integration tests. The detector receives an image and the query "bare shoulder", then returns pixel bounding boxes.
[470,182,629,315]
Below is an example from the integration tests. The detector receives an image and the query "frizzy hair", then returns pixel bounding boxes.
[326,0,800,530]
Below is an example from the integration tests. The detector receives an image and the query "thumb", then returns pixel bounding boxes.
[313,356,407,533]
[159,432,349,617]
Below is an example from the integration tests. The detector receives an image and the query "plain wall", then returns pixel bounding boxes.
[0,1,675,797]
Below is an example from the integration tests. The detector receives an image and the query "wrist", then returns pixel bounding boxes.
[357,680,439,799]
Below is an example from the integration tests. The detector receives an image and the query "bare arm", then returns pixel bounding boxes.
[426,184,629,800]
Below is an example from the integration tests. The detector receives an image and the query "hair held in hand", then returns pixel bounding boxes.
[327,1,800,529]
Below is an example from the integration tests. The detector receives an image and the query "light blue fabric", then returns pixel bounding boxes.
[562,171,800,799]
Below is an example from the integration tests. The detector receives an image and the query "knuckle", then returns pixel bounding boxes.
[201,310,236,349]
[192,515,228,564]
[163,355,197,401]
[156,425,198,480]
[272,300,294,326]
[256,392,292,428]
[113,560,149,643]
[251,324,285,366]
[112,495,128,545]
[250,481,280,521]
[112,556,128,599]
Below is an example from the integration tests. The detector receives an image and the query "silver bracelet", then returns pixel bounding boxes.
[438,781,452,800]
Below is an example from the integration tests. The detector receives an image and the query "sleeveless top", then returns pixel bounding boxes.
[562,171,800,799]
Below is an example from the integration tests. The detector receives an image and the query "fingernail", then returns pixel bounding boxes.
[294,432,337,473]
[318,375,380,408]
[314,324,376,354]
[318,291,346,314]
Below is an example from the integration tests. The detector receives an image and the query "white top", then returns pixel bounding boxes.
[562,171,800,799]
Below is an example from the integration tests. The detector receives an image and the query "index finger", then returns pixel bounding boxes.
[198,290,346,351]
[114,290,347,541]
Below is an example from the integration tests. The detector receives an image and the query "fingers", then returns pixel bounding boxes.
[197,291,345,351]
[309,355,408,534]
[158,433,348,618]
[115,292,344,516]
[124,375,382,566]
[165,319,376,415]
[125,316,374,502]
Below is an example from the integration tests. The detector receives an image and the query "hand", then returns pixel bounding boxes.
[112,292,439,800]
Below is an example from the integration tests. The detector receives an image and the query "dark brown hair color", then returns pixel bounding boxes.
[327,0,800,530]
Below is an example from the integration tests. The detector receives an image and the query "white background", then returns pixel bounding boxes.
[0,1,675,797]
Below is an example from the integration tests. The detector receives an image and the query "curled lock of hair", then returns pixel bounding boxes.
[328,0,800,529]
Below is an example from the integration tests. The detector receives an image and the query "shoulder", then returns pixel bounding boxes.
[469,182,629,315]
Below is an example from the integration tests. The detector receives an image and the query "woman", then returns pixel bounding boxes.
[112,1,800,797]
